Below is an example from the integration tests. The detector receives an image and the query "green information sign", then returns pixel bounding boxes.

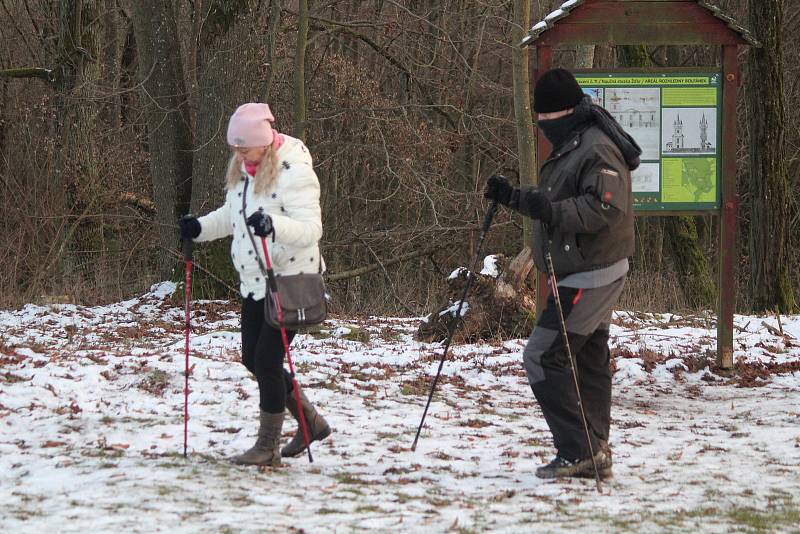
[576,73,722,211]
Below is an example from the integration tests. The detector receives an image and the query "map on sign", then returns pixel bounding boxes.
[575,73,722,211]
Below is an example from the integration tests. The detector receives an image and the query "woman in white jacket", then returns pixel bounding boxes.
[179,103,331,466]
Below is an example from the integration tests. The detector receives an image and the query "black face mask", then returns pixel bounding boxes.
[536,111,587,149]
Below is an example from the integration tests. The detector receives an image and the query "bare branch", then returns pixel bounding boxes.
[0,66,55,83]
[327,245,442,282]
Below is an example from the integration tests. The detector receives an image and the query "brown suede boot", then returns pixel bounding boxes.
[282,386,331,458]
[231,410,283,466]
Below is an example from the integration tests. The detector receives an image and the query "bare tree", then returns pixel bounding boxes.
[511,0,536,245]
[745,0,796,312]
[130,0,194,278]
[293,0,310,141]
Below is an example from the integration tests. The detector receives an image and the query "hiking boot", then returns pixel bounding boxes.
[536,448,612,479]
[231,410,283,466]
[282,385,331,458]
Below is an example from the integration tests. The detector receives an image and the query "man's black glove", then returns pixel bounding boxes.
[483,174,515,206]
[178,215,201,241]
[523,189,553,225]
[246,210,274,238]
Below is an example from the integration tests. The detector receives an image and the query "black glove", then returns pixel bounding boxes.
[178,215,201,241]
[483,174,514,206]
[246,210,274,238]
[523,189,553,224]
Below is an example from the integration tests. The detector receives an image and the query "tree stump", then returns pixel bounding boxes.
[416,247,537,343]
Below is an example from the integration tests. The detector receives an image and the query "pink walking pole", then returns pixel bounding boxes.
[260,236,313,463]
[182,238,193,458]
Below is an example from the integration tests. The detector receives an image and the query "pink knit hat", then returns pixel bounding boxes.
[226,103,275,147]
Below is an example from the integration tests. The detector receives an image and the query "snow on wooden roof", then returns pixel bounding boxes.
[520,0,759,48]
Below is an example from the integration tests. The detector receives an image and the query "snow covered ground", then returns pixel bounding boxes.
[1,282,799,533]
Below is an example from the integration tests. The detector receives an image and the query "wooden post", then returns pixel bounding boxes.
[534,46,553,317]
[718,45,740,369]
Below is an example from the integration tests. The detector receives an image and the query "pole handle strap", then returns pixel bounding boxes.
[182,237,193,261]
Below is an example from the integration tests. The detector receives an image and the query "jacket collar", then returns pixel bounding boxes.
[543,132,582,167]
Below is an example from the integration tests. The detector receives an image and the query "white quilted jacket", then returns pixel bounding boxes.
[196,135,323,300]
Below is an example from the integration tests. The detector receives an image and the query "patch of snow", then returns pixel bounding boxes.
[439,300,469,318]
[448,267,467,280]
[613,358,647,385]
[332,326,353,337]
[531,21,548,32]
[480,255,499,277]
[545,9,565,22]
[147,281,177,300]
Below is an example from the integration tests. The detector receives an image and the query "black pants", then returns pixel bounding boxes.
[522,278,624,461]
[241,296,296,413]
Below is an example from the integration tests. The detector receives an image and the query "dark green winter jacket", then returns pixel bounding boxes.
[513,124,635,277]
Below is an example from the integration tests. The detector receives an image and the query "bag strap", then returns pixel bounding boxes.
[242,176,282,319]
[241,175,270,279]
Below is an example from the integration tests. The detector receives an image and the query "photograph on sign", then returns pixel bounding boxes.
[661,108,718,156]
[582,87,603,106]
[605,88,661,161]
[631,162,660,193]
[661,157,717,203]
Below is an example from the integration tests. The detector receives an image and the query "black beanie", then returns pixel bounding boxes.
[533,68,585,113]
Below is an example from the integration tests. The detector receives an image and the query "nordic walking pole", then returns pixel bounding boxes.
[260,236,314,463]
[411,201,499,451]
[182,237,194,459]
[543,226,602,492]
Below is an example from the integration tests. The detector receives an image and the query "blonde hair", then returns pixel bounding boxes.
[225,146,279,195]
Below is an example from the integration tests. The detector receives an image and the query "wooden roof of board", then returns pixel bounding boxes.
[520,0,759,48]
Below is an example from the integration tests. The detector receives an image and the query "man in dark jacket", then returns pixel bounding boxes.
[485,68,638,479]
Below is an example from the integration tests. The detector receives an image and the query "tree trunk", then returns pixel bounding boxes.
[33,0,103,296]
[575,45,594,69]
[131,0,194,278]
[664,216,715,308]
[746,0,796,312]
[293,0,310,141]
[593,44,613,69]
[512,0,537,246]
[192,0,262,215]
[100,0,124,131]
[189,0,263,298]
[263,0,282,103]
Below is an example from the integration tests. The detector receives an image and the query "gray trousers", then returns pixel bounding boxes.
[522,277,625,461]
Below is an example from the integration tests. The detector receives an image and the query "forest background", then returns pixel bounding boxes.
[0,0,796,317]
